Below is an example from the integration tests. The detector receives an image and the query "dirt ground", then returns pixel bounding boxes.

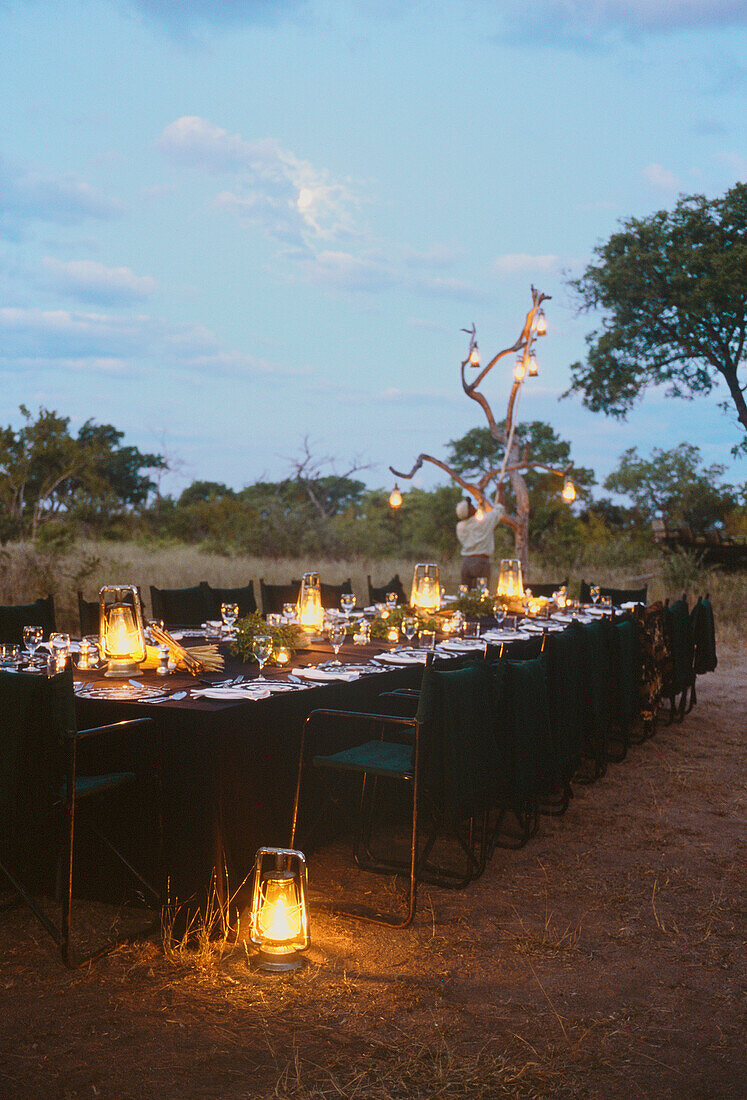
[1,648,744,1099]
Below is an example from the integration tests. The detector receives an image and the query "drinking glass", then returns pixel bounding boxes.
[401,616,418,644]
[283,602,297,622]
[49,632,71,672]
[326,622,346,665]
[458,584,468,599]
[419,628,436,651]
[252,633,273,681]
[590,585,600,606]
[476,577,488,597]
[221,602,239,631]
[492,602,506,628]
[340,592,356,620]
[386,591,398,611]
[23,625,43,664]
[463,620,479,639]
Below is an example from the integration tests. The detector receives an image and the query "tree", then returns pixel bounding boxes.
[391,287,578,571]
[565,182,747,454]
[604,443,743,533]
[0,406,166,540]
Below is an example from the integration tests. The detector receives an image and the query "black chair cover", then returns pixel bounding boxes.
[367,574,407,605]
[150,584,211,626]
[259,579,302,616]
[202,581,257,619]
[78,591,100,637]
[528,579,568,598]
[580,580,648,606]
[0,595,56,644]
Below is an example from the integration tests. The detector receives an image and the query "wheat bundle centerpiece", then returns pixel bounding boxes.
[147,624,224,676]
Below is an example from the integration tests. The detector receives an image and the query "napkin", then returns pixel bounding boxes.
[438,638,486,652]
[481,630,530,642]
[192,685,272,700]
[373,651,427,665]
[291,667,360,682]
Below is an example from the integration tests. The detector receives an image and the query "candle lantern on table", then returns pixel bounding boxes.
[99,584,146,678]
[249,848,310,972]
[496,559,524,600]
[297,572,324,632]
[410,563,441,612]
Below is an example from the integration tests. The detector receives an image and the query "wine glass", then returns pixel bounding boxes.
[458,584,468,599]
[492,601,506,628]
[401,616,418,646]
[590,585,600,606]
[340,592,356,621]
[282,602,297,622]
[252,633,273,681]
[49,632,71,672]
[220,602,239,632]
[23,624,43,666]
[326,621,346,666]
[476,577,488,597]
[386,591,398,611]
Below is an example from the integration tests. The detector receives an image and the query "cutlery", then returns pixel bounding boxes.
[150,691,187,704]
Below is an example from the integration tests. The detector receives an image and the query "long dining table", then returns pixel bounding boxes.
[72,636,430,915]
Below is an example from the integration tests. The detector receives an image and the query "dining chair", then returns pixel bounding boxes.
[367,574,407,606]
[0,595,57,644]
[149,583,212,626]
[0,668,160,967]
[290,657,496,927]
[201,581,257,619]
[608,618,641,759]
[259,579,302,616]
[633,602,669,740]
[580,580,648,606]
[78,591,100,637]
[527,579,568,598]
[569,619,616,781]
[663,596,692,723]
[541,629,585,806]
[685,595,717,713]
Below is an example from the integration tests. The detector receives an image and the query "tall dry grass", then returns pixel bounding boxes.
[1,539,744,646]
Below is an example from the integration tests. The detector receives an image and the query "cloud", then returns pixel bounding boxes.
[641,162,681,191]
[161,116,356,248]
[0,157,124,236]
[41,258,158,305]
[302,250,395,292]
[499,0,747,49]
[493,253,560,277]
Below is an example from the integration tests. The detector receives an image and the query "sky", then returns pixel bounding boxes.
[1,0,745,500]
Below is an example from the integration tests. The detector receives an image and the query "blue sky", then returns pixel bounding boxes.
[1,0,745,498]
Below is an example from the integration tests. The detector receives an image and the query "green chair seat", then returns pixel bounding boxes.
[313,741,413,779]
[62,773,136,800]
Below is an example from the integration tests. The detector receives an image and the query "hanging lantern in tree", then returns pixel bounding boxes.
[388,484,403,510]
[562,477,577,503]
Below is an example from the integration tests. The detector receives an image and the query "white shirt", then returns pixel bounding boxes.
[456,505,503,557]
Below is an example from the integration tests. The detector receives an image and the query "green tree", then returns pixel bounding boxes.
[604,443,743,533]
[565,182,747,454]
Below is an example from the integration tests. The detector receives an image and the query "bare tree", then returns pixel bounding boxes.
[290,436,371,520]
[390,287,574,571]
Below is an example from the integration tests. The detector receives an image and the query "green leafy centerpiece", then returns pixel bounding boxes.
[232,612,304,665]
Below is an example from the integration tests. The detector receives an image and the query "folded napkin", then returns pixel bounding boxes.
[438,638,486,652]
[291,667,360,682]
[482,630,530,642]
[552,613,593,624]
[192,685,272,700]
[373,651,427,665]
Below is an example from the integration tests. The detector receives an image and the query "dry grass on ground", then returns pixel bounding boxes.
[0,644,744,1098]
[2,539,745,647]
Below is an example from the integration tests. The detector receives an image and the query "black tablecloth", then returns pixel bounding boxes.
[74,642,423,912]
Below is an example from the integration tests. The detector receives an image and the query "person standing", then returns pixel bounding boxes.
[455,498,504,587]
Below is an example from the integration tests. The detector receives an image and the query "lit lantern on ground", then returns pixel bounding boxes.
[249,848,309,972]
[297,572,324,632]
[562,477,577,503]
[496,559,524,599]
[99,585,146,679]
[410,563,441,612]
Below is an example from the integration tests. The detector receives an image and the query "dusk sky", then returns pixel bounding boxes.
[1,0,745,498]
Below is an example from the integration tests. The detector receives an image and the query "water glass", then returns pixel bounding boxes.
[23,624,43,663]
[386,591,399,610]
[401,616,418,644]
[590,585,600,606]
[252,633,273,681]
[419,628,436,651]
[221,602,239,630]
[340,592,356,619]
[463,620,480,639]
[458,584,468,599]
[326,622,346,665]
[49,632,71,672]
